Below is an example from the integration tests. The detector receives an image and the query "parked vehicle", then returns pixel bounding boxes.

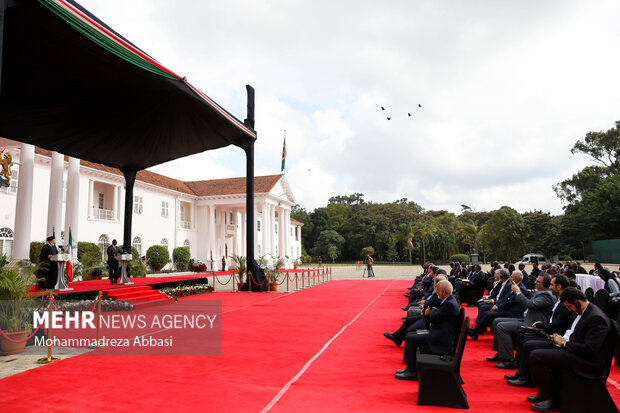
[516,253,547,265]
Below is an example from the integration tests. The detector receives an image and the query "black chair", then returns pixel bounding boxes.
[585,287,594,302]
[416,314,470,409]
[594,289,611,316]
[552,319,618,413]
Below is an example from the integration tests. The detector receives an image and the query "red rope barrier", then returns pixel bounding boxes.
[0,326,41,343]
[249,272,269,287]
[214,273,234,286]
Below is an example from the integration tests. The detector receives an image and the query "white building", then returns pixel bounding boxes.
[0,144,303,269]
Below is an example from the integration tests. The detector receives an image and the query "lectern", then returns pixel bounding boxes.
[115,253,133,285]
[51,254,73,291]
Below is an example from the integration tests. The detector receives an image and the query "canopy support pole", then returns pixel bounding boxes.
[122,169,136,254]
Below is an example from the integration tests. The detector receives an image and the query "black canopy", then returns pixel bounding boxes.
[0,0,263,287]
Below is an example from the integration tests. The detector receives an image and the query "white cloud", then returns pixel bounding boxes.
[79,0,620,215]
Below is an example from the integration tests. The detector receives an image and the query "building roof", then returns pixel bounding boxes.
[34,147,283,197]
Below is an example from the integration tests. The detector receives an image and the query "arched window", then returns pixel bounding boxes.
[160,238,168,251]
[98,234,109,261]
[183,239,190,253]
[132,236,142,256]
[0,227,14,259]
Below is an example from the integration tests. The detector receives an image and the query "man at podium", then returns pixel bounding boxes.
[107,239,120,284]
[38,235,58,289]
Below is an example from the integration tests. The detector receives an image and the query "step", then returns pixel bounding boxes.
[108,290,163,300]
[131,298,174,310]
[102,286,151,297]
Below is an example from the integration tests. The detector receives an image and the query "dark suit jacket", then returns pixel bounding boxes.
[496,282,527,316]
[487,281,502,301]
[539,301,575,335]
[107,245,119,265]
[516,290,556,325]
[39,243,58,277]
[427,295,460,354]
[563,302,610,379]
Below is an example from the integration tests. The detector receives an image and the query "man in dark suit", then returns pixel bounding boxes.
[488,272,556,368]
[527,287,611,412]
[457,264,487,305]
[506,275,575,387]
[38,235,58,289]
[395,280,460,381]
[107,239,120,284]
[468,270,527,340]
[384,275,447,347]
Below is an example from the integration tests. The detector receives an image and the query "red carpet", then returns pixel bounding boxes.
[3,280,619,412]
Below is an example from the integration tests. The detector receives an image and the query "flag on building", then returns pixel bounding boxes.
[66,229,73,282]
[281,132,286,172]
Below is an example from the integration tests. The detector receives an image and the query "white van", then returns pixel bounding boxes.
[517,253,547,265]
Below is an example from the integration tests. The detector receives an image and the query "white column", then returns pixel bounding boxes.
[112,183,118,221]
[46,151,64,239]
[262,202,269,256]
[209,205,216,262]
[270,204,276,255]
[278,207,285,259]
[233,210,239,256]
[12,144,35,261]
[88,179,94,219]
[241,211,247,256]
[63,157,80,258]
[285,209,291,259]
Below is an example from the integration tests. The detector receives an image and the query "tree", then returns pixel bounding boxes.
[458,220,484,253]
[327,246,339,263]
[479,206,527,262]
[146,245,170,271]
[392,223,414,264]
[172,247,190,271]
[311,230,345,258]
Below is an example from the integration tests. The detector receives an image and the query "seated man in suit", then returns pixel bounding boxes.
[526,287,611,412]
[457,264,487,305]
[468,270,527,340]
[487,272,556,369]
[475,269,507,326]
[506,274,575,387]
[395,280,460,381]
[384,275,447,347]
[403,265,439,311]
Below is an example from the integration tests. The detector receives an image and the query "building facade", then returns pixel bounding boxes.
[0,143,302,270]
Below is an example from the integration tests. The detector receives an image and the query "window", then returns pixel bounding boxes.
[183,240,190,253]
[160,238,168,251]
[257,220,261,231]
[275,223,278,234]
[98,193,104,209]
[132,236,142,256]
[97,234,110,262]
[161,201,169,218]
[0,227,14,259]
[133,196,143,214]
[229,212,233,225]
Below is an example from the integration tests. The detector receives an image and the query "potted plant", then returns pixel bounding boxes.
[259,255,284,292]
[231,255,247,290]
[0,258,38,355]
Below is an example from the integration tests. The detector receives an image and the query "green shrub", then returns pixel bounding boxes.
[173,247,191,271]
[449,254,470,264]
[119,245,141,263]
[78,242,102,270]
[146,245,170,272]
[129,260,146,278]
[30,241,45,264]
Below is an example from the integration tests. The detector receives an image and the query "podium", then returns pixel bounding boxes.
[51,254,73,291]
[115,253,133,285]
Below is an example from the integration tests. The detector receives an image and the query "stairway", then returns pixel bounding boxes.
[102,285,172,309]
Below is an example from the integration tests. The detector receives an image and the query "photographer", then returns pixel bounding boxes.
[366,254,375,277]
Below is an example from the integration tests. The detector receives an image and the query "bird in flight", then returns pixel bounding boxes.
[381,106,386,111]
[387,117,391,120]
[418,104,422,108]
[408,113,412,117]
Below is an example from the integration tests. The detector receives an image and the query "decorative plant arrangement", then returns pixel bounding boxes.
[158,283,213,299]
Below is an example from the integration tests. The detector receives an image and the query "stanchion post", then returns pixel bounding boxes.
[302,270,305,289]
[37,293,59,364]
[286,272,289,292]
[295,270,298,291]
[212,269,217,292]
